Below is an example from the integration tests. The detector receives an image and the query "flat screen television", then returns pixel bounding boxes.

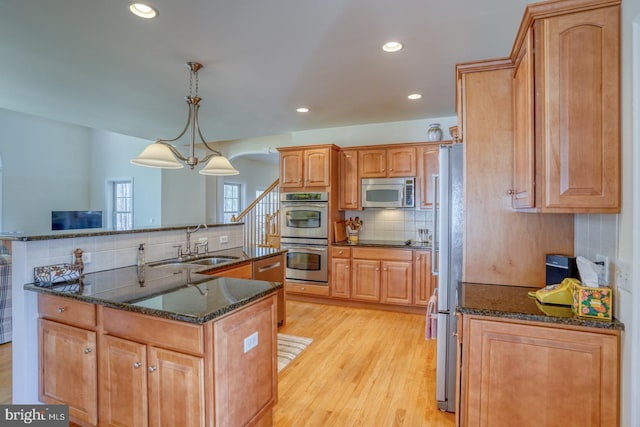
[52,211,103,231]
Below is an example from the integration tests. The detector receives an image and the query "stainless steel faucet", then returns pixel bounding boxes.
[184,224,208,258]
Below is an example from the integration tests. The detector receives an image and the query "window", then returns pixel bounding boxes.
[112,180,133,230]
[223,183,242,223]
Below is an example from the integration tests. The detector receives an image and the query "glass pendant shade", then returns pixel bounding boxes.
[131,143,184,169]
[199,156,239,176]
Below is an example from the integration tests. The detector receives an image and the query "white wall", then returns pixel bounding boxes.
[0,108,91,232]
[88,129,161,228]
[161,167,210,225]
[221,157,278,220]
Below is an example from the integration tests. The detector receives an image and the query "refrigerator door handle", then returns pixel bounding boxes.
[431,173,439,276]
[435,313,448,402]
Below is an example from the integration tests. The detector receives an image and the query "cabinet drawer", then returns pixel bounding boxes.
[352,247,412,261]
[332,247,351,258]
[202,262,253,279]
[102,307,204,356]
[286,282,329,296]
[38,294,96,329]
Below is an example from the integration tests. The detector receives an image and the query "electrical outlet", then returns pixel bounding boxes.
[615,261,631,290]
[243,332,258,353]
[595,254,609,285]
[219,235,229,244]
[75,252,92,264]
[198,237,208,244]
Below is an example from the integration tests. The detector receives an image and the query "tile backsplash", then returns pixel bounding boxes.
[344,208,433,242]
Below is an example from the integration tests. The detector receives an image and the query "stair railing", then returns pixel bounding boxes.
[231,179,280,248]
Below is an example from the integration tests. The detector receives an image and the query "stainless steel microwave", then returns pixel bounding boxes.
[361,177,415,208]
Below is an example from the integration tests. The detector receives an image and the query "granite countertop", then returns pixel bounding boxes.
[333,239,432,249]
[457,282,624,331]
[0,222,243,241]
[24,247,286,324]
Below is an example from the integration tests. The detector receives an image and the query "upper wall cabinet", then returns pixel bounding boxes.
[278,145,338,190]
[359,147,417,178]
[339,150,359,210]
[511,0,621,213]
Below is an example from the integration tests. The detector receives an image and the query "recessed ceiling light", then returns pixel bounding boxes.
[296,107,310,113]
[408,93,422,100]
[130,3,157,19]
[382,41,403,53]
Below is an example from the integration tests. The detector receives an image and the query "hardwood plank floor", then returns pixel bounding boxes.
[0,342,11,404]
[273,301,455,426]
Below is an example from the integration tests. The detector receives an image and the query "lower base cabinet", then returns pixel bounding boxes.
[459,315,620,426]
[100,335,205,427]
[39,318,98,426]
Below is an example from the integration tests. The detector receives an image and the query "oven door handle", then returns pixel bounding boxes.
[282,245,327,252]
[283,203,328,209]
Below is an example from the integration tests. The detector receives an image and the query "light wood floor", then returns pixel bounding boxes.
[0,342,11,404]
[273,301,455,426]
[0,302,455,426]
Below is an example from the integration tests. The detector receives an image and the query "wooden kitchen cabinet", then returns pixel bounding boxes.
[511,1,620,213]
[39,319,98,426]
[339,149,359,210]
[359,147,416,178]
[253,253,287,327]
[414,250,436,306]
[459,315,620,426]
[37,294,98,426]
[100,335,205,427]
[331,246,351,299]
[351,248,413,304]
[417,144,440,209]
[278,146,335,190]
[101,308,206,427]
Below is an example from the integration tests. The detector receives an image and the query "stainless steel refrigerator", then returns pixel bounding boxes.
[432,143,464,413]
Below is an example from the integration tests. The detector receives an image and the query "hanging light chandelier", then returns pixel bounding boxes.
[131,62,239,176]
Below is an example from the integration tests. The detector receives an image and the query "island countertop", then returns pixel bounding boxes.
[457,282,624,331]
[24,247,285,324]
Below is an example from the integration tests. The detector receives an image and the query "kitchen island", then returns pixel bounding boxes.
[457,282,623,426]
[25,263,282,426]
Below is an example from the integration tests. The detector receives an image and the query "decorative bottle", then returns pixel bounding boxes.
[427,123,443,142]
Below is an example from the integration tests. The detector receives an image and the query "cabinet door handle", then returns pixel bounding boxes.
[133,362,143,369]
[381,168,385,172]
[57,307,66,313]
[375,267,380,271]
[148,365,157,372]
[83,348,93,354]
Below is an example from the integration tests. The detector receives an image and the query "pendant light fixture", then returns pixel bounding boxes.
[131,62,239,176]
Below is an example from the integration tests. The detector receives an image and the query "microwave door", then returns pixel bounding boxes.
[363,185,403,207]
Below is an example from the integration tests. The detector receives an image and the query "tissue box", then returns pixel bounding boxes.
[572,282,612,321]
[34,264,81,287]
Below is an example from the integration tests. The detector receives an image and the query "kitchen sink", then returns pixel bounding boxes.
[148,255,241,268]
[188,256,239,266]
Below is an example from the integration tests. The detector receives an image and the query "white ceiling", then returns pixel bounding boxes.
[0,0,534,144]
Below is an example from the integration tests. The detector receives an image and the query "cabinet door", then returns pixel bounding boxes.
[280,150,303,188]
[512,28,535,209]
[147,346,205,427]
[339,150,359,210]
[387,147,416,177]
[538,6,620,212]
[414,250,435,306]
[418,145,439,209]
[461,317,619,426]
[304,148,331,187]
[359,149,387,178]
[100,335,148,427]
[351,259,381,301]
[39,319,98,426]
[380,261,413,305]
[331,258,351,299]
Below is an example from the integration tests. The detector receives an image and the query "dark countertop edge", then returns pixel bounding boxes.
[25,280,283,324]
[333,240,432,249]
[456,306,625,331]
[0,222,243,241]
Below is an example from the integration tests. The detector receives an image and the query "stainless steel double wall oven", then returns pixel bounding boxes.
[280,192,329,284]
